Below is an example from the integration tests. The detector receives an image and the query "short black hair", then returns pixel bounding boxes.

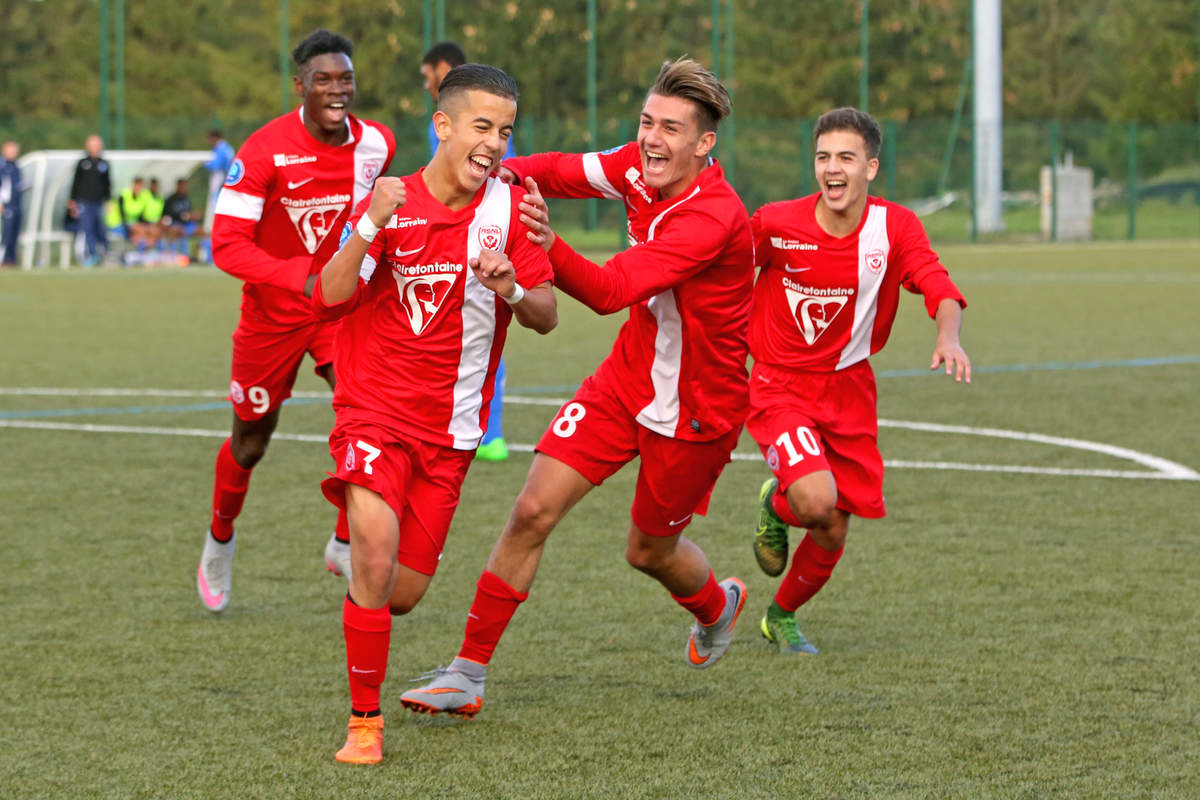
[436,63,519,111]
[422,41,466,68]
[813,107,882,159]
[292,29,353,70]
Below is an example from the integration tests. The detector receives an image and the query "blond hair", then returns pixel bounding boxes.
[647,57,731,132]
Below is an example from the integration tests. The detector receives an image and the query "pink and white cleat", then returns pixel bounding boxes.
[197,531,235,613]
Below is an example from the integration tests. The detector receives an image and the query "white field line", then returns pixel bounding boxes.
[0,387,569,406]
[2,417,1196,482]
[877,418,1199,480]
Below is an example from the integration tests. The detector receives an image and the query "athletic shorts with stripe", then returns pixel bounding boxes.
[321,420,474,576]
[228,317,339,421]
[535,374,740,537]
[744,360,886,519]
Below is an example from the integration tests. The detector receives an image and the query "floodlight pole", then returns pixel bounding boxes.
[724,0,736,186]
[114,0,125,148]
[423,0,433,121]
[860,0,869,112]
[435,0,445,41]
[99,0,110,144]
[586,0,598,229]
[280,0,290,114]
[973,0,1003,233]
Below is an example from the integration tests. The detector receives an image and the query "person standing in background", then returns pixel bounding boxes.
[69,134,112,267]
[0,140,23,266]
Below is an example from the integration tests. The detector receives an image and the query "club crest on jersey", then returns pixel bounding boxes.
[344,443,356,471]
[229,380,245,404]
[224,158,245,187]
[766,444,780,471]
[783,284,851,345]
[361,160,381,183]
[478,224,503,251]
[865,249,886,273]
[392,267,461,334]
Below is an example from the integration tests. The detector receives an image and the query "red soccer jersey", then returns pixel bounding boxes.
[312,172,554,450]
[749,194,966,372]
[213,108,395,330]
[505,142,753,442]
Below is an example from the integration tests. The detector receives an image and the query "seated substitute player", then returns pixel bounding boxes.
[748,107,971,655]
[196,29,395,613]
[313,64,556,765]
[401,57,755,719]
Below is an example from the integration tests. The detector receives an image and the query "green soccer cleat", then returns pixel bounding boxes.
[754,478,790,577]
[760,601,819,655]
[475,437,509,462]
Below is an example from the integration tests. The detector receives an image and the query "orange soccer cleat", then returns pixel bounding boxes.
[334,714,384,764]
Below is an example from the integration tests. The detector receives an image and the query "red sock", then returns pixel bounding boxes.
[457,571,529,665]
[211,438,252,542]
[775,533,844,612]
[770,488,804,528]
[335,508,350,544]
[671,571,725,626]
[343,594,392,714]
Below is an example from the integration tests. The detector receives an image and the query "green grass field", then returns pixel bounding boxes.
[1,240,1198,798]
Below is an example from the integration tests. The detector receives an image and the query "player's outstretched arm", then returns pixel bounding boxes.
[931,298,971,383]
[469,250,557,334]
[317,178,406,307]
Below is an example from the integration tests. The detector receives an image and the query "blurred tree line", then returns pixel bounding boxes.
[2,0,1196,146]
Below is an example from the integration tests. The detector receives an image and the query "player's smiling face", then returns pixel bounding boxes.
[814,129,878,216]
[435,89,516,197]
[637,93,715,200]
[297,52,355,138]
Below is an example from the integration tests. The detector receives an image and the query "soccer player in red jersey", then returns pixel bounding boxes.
[312,64,556,764]
[401,58,754,719]
[196,30,396,614]
[746,107,971,654]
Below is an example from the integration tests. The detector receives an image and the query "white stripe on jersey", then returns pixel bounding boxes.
[214,188,265,221]
[582,152,623,200]
[353,125,391,208]
[634,186,701,437]
[448,178,512,449]
[635,291,684,437]
[837,204,890,369]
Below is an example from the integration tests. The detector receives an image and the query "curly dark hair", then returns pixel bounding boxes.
[292,29,353,70]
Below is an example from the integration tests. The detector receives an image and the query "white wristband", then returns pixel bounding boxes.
[355,215,380,243]
[501,282,526,305]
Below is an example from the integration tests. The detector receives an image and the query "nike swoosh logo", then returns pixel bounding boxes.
[687,636,710,666]
[668,514,693,527]
[287,178,314,189]
[350,666,377,674]
[196,565,225,605]
[395,246,425,257]
[417,687,466,695]
[783,265,812,273]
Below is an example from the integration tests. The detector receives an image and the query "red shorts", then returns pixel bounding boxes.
[321,420,474,576]
[535,374,740,537]
[745,360,886,519]
[228,318,339,421]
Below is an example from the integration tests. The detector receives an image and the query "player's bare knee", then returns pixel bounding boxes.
[230,433,269,468]
[623,536,673,575]
[809,511,850,551]
[352,553,397,604]
[508,492,559,543]
[786,485,838,528]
